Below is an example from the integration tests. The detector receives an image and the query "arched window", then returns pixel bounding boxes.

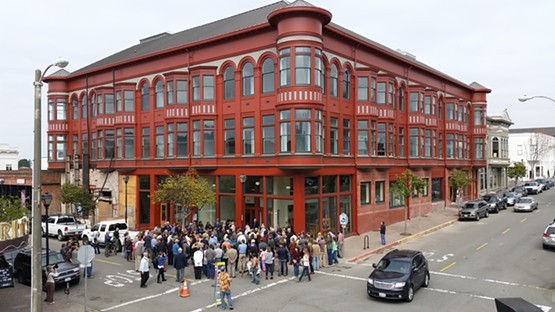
[330,64,338,97]
[91,93,97,117]
[242,62,254,96]
[81,94,88,119]
[141,82,149,111]
[72,97,78,120]
[223,66,235,100]
[492,137,499,158]
[398,87,405,111]
[155,80,164,108]
[262,58,274,94]
[343,68,351,99]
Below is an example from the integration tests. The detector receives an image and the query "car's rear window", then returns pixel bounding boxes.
[520,198,533,203]
[546,227,555,235]
[464,203,477,208]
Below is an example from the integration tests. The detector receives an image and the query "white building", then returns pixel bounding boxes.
[508,127,555,181]
[0,144,19,171]
[479,110,512,195]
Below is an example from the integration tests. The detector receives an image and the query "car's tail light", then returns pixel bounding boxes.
[64,227,68,232]
[544,233,550,237]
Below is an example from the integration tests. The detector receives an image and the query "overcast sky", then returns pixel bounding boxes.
[2,0,554,160]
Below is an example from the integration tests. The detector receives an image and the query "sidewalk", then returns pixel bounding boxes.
[342,205,460,263]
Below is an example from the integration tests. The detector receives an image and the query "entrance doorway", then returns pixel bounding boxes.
[245,196,263,229]
[160,203,170,225]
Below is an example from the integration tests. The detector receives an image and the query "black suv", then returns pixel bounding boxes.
[13,248,80,286]
[367,249,429,302]
[482,194,507,213]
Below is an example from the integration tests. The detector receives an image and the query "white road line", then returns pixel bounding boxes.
[316,270,367,281]
[100,279,210,311]
[188,277,296,312]
[425,288,551,311]
[431,271,548,291]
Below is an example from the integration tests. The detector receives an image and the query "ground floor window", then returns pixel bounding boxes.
[431,178,443,202]
[218,196,235,223]
[266,198,293,229]
[389,181,404,208]
[339,195,352,234]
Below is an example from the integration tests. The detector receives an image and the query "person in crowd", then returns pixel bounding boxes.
[193,246,204,280]
[311,238,320,271]
[238,239,248,276]
[226,244,238,278]
[174,247,186,283]
[139,252,150,288]
[290,245,301,277]
[264,246,275,280]
[331,236,339,264]
[317,232,326,268]
[250,255,260,285]
[298,248,311,282]
[380,221,386,245]
[276,243,289,277]
[219,269,234,310]
[205,244,216,279]
[221,245,229,272]
[134,237,144,272]
[337,230,344,258]
[124,232,133,262]
[44,264,57,304]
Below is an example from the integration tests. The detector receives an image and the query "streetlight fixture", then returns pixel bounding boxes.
[123,175,129,224]
[518,95,555,103]
[239,174,247,226]
[32,58,68,312]
[40,192,53,265]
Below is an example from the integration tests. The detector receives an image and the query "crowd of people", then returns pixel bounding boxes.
[123,219,345,288]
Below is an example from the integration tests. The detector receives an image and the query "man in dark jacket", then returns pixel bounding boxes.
[173,248,186,283]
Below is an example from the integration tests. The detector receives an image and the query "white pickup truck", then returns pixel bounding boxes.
[41,215,86,241]
[81,220,139,248]
[524,181,543,195]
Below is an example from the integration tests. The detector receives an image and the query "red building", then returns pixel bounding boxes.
[45,0,489,235]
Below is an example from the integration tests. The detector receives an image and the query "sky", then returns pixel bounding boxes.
[1,0,554,160]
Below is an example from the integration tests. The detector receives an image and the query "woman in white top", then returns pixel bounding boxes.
[45,265,57,303]
[298,248,311,282]
[193,248,204,280]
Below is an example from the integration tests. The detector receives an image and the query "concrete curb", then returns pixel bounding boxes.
[347,218,458,263]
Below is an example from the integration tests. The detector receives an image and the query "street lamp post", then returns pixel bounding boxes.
[518,95,555,103]
[32,58,68,312]
[123,175,129,224]
[40,192,53,265]
[239,174,247,228]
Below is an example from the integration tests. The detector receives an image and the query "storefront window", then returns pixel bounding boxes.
[322,197,337,233]
[305,198,320,236]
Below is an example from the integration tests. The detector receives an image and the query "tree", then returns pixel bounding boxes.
[18,159,31,168]
[449,169,471,203]
[525,132,552,179]
[60,183,95,216]
[0,196,29,222]
[507,162,527,187]
[390,169,427,235]
[153,168,216,226]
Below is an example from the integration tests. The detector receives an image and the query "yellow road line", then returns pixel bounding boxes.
[439,261,457,272]
[95,259,122,266]
[502,228,511,235]
[520,218,527,223]
[476,242,488,251]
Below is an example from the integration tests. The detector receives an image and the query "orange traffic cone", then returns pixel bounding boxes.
[179,280,190,298]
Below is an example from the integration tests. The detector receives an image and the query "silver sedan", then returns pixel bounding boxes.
[513,197,538,212]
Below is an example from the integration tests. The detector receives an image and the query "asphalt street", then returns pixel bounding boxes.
[2,190,555,312]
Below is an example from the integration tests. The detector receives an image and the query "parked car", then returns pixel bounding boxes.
[482,194,507,213]
[524,182,542,195]
[536,178,551,190]
[459,200,489,221]
[41,215,86,241]
[13,248,80,286]
[503,192,520,206]
[82,220,138,250]
[513,197,538,212]
[367,249,429,302]
[542,222,555,250]
[512,186,529,197]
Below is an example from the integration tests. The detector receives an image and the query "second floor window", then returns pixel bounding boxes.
[242,62,254,96]
[330,64,338,97]
[203,76,214,101]
[142,127,150,158]
[224,118,235,156]
[330,117,339,155]
[243,117,255,155]
[410,128,419,157]
[155,126,164,158]
[295,47,311,85]
[176,80,187,104]
[262,115,275,154]
[409,92,419,112]
[279,48,291,87]
[141,83,149,111]
[262,58,275,93]
[224,66,235,100]
[446,103,454,120]
[357,77,369,101]
[343,68,351,99]
[155,81,164,108]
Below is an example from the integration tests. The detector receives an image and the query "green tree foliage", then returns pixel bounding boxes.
[507,162,527,186]
[18,159,31,168]
[449,169,471,194]
[153,168,216,222]
[60,183,95,215]
[391,169,428,200]
[0,196,29,222]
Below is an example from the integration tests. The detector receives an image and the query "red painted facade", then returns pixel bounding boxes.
[45,1,488,235]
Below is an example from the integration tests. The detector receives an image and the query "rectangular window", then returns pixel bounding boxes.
[116,91,122,112]
[424,129,431,157]
[204,120,215,156]
[279,48,291,87]
[72,99,78,120]
[410,128,419,157]
[357,77,369,101]
[203,76,214,100]
[295,47,311,85]
[91,133,96,160]
[315,50,323,89]
[167,81,174,105]
[343,119,351,155]
[192,76,200,101]
[280,110,291,153]
[105,94,114,114]
[124,91,134,112]
[330,117,339,155]
[224,118,235,156]
[315,110,323,153]
[176,122,187,157]
[360,182,370,205]
[474,107,484,126]
[81,96,88,119]
[388,83,394,105]
[439,133,443,158]
[371,78,377,102]
[142,127,150,158]
[97,95,103,115]
[56,135,67,161]
[446,133,454,158]
[262,115,275,154]
[56,99,66,120]
[424,96,431,115]
[243,117,255,155]
[474,137,484,159]
[104,130,114,158]
[446,103,454,120]
[167,124,174,157]
[124,127,134,159]
[48,135,53,161]
[357,120,369,155]
[155,126,164,158]
[371,121,377,156]
[72,134,78,156]
[295,109,311,153]
[97,130,103,159]
[377,82,386,105]
[176,80,188,104]
[389,182,404,208]
[388,123,395,156]
[375,181,385,203]
[399,127,405,157]
[409,92,419,112]
[377,123,386,156]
